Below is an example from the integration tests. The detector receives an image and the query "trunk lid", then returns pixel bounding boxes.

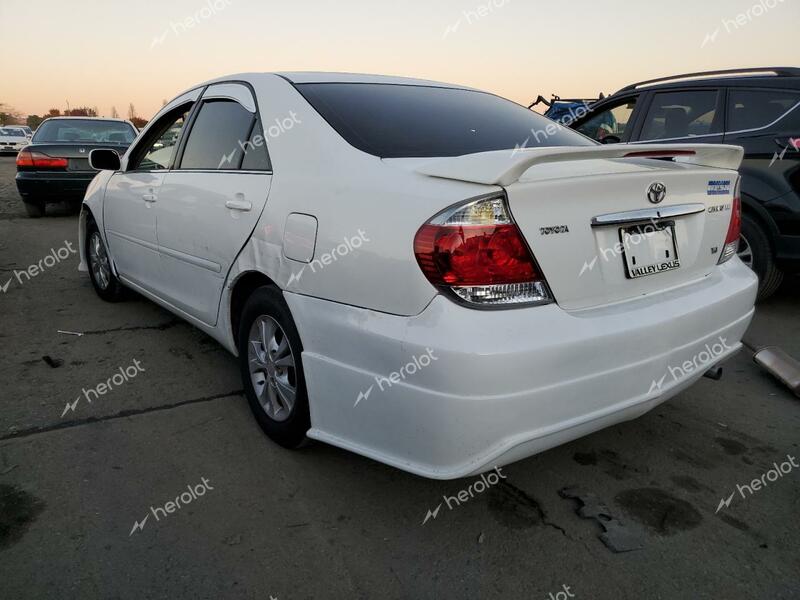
[416,144,743,310]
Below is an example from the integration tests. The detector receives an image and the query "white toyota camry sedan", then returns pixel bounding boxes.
[78,72,757,479]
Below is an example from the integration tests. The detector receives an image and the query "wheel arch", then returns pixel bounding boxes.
[741,193,780,250]
[229,271,280,348]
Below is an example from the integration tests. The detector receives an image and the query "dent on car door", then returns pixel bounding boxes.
[103,104,193,291]
[155,86,273,326]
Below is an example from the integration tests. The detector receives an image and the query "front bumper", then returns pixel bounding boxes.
[286,259,758,479]
[16,171,96,202]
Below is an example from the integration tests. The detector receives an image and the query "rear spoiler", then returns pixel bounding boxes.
[416,144,744,187]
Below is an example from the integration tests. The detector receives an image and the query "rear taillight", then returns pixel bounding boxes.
[16,149,68,169]
[718,178,742,265]
[414,194,552,307]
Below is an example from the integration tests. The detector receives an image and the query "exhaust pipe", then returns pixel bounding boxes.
[743,338,800,398]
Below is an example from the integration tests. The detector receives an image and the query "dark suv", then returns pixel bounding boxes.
[568,67,800,299]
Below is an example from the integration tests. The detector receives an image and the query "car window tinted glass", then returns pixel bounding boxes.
[240,120,271,171]
[728,89,800,131]
[180,100,255,170]
[575,98,637,141]
[134,108,190,171]
[33,119,136,144]
[640,91,719,141]
[297,83,594,158]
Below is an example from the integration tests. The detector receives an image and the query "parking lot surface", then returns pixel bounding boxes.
[0,155,798,599]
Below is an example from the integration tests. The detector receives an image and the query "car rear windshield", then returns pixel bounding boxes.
[296,83,594,158]
[33,119,136,144]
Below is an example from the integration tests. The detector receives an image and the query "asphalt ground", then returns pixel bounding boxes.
[0,155,798,599]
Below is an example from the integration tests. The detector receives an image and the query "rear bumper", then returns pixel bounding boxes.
[286,259,758,479]
[16,171,96,202]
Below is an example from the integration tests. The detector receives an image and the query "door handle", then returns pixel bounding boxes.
[225,199,252,211]
[142,193,157,202]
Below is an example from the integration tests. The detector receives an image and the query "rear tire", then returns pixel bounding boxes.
[739,214,783,301]
[238,286,310,449]
[23,199,45,218]
[86,219,126,302]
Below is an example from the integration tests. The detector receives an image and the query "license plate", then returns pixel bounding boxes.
[620,221,680,279]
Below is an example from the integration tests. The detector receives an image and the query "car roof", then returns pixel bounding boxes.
[40,116,133,122]
[616,67,800,94]
[198,71,477,91]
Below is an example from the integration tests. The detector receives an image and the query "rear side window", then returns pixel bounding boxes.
[640,90,720,141]
[728,89,800,131]
[296,83,594,158]
[180,100,255,170]
[240,120,271,171]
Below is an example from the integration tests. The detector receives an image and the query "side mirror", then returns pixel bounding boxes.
[600,135,622,145]
[89,148,121,171]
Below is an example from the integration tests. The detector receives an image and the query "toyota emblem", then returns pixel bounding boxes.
[647,182,666,204]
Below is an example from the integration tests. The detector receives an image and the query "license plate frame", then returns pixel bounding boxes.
[619,220,681,279]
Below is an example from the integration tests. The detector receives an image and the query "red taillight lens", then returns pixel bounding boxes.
[16,149,68,169]
[718,179,742,264]
[415,224,537,285]
[414,195,552,307]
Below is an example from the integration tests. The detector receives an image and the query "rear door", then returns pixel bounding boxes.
[633,88,725,144]
[104,102,194,291]
[155,83,273,325]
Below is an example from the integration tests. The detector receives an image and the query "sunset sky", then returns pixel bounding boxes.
[2,0,798,120]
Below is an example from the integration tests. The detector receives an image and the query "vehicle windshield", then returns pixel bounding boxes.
[1,128,25,137]
[33,119,136,144]
[296,83,595,158]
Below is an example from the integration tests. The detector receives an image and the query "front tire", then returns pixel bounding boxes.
[238,286,310,449]
[738,214,783,301]
[86,220,125,301]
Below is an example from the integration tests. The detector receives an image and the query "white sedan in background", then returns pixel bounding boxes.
[0,126,30,153]
[78,72,757,479]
